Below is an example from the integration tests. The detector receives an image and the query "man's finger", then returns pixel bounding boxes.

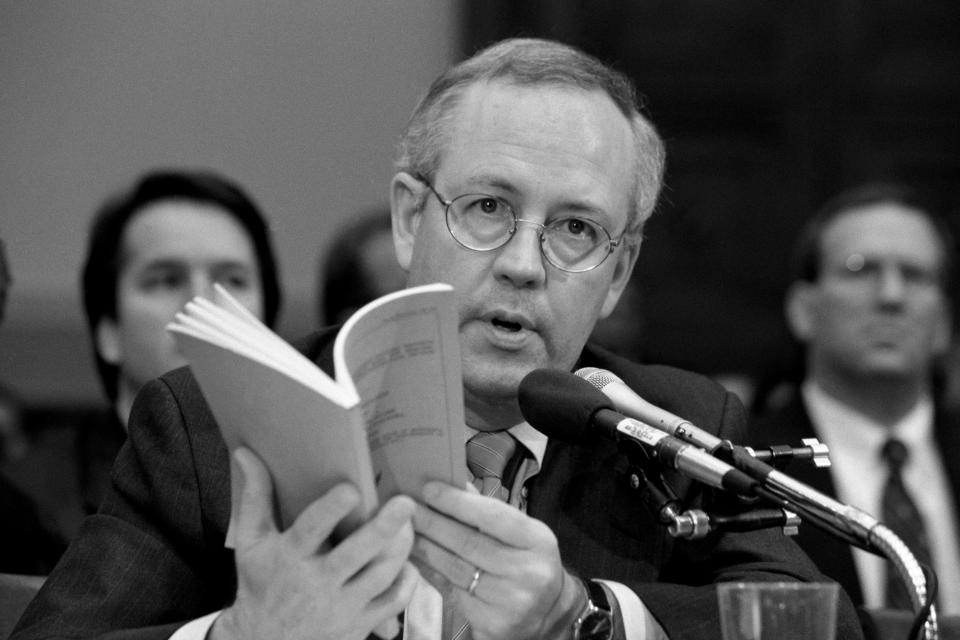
[345,513,416,601]
[232,447,278,544]
[327,495,416,582]
[373,563,422,617]
[285,482,361,555]
[411,532,477,593]
[420,482,539,548]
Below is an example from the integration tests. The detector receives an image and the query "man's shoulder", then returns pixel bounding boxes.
[746,386,812,446]
[582,342,726,394]
[579,342,738,429]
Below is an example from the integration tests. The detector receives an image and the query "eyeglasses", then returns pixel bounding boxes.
[828,253,943,291]
[418,176,624,273]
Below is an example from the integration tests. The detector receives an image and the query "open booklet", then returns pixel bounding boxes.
[166,282,467,539]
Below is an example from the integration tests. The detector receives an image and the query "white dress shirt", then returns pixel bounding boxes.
[803,380,960,614]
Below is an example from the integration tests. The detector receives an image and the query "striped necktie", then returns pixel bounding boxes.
[881,438,933,609]
[466,430,518,501]
[442,431,518,639]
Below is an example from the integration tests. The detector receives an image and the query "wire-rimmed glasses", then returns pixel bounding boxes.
[418,176,624,273]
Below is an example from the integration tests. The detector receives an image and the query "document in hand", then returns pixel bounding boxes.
[167,283,467,538]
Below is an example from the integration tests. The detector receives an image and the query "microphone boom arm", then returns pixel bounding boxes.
[574,366,938,639]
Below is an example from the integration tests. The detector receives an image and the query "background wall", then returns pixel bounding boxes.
[467,0,960,389]
[3,1,959,411]
[0,1,458,407]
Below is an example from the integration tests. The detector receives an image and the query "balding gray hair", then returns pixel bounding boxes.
[395,38,665,237]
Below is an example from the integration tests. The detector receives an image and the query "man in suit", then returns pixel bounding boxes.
[317,205,406,327]
[13,38,862,640]
[748,184,960,615]
[0,238,69,574]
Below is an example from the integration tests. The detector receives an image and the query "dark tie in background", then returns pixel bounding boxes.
[441,431,520,639]
[881,437,933,610]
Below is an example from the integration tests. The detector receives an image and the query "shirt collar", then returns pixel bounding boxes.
[464,422,548,468]
[802,379,933,458]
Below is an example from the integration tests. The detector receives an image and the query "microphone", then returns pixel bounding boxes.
[517,369,760,497]
[573,368,886,554]
[532,369,935,620]
[575,367,724,453]
[576,367,831,469]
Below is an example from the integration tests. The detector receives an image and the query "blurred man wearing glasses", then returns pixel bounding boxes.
[749,183,960,615]
[13,39,862,640]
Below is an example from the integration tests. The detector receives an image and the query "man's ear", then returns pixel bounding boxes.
[390,172,424,271]
[95,317,123,365]
[600,237,642,318]
[785,281,816,342]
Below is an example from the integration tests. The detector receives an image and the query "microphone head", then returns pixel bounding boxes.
[518,368,614,443]
[575,366,624,391]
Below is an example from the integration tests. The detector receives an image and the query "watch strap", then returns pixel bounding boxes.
[585,579,611,613]
[572,578,614,640]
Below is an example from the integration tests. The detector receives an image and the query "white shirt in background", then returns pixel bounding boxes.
[803,380,960,614]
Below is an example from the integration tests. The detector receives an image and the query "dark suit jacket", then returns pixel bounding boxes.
[12,332,863,640]
[747,390,960,608]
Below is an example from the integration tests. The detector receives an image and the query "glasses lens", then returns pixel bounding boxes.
[447,194,515,249]
[543,218,612,271]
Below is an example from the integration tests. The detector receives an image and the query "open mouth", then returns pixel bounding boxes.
[492,317,523,332]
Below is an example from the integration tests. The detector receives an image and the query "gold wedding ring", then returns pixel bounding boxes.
[467,568,482,596]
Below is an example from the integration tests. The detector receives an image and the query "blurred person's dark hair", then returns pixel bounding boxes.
[0,237,11,325]
[0,240,25,462]
[0,382,26,463]
[318,206,406,326]
[0,236,68,572]
[81,169,282,403]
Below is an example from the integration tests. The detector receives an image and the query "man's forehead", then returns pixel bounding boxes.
[118,201,256,266]
[821,203,945,263]
[451,79,629,132]
[437,80,636,210]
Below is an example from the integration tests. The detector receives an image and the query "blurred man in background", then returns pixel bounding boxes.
[82,169,283,427]
[0,237,68,574]
[748,183,960,614]
[317,206,406,326]
[77,169,283,512]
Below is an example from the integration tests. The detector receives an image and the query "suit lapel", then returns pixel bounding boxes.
[749,393,864,604]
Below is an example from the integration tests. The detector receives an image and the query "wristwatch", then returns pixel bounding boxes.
[572,579,614,640]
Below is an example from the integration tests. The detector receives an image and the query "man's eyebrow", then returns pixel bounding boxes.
[135,258,185,271]
[211,260,257,272]
[460,174,608,216]
[458,174,520,196]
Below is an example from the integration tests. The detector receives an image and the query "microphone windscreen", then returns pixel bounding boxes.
[517,368,613,443]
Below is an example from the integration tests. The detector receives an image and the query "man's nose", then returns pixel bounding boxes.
[492,220,547,287]
[189,272,217,300]
[876,264,907,304]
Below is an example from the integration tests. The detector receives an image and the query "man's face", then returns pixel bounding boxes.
[97,200,265,397]
[789,203,951,384]
[392,81,639,426]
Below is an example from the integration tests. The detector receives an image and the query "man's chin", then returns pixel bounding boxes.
[461,367,531,430]
[462,366,528,399]
[461,339,549,387]
[856,355,926,380]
